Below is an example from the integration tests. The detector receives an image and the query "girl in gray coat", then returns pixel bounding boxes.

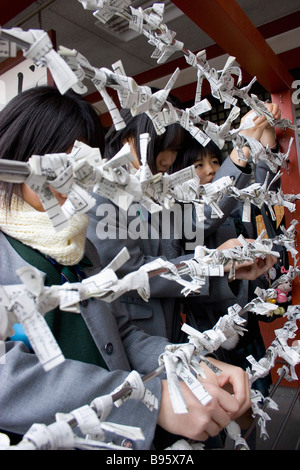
[0,86,251,449]
[174,104,283,396]
[88,107,277,343]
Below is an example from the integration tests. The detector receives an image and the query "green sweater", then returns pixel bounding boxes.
[5,234,107,369]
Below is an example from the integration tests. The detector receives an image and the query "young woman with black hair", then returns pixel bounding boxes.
[172,103,283,399]
[0,86,252,449]
[88,102,277,343]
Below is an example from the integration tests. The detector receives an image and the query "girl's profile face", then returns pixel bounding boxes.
[21,144,74,211]
[194,153,221,184]
[22,184,67,211]
[155,149,178,174]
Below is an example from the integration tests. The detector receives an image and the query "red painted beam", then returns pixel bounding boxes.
[0,1,37,25]
[170,0,295,93]
[258,11,300,39]
[93,45,300,128]
[278,47,300,72]
[95,12,299,100]
[88,47,300,126]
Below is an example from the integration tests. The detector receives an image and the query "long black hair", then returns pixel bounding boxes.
[0,86,105,208]
[104,90,185,174]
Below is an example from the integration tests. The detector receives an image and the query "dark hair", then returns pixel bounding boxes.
[104,90,185,174]
[171,130,223,173]
[0,86,105,207]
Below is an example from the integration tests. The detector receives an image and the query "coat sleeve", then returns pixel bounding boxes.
[87,194,243,300]
[0,231,169,449]
[0,332,166,449]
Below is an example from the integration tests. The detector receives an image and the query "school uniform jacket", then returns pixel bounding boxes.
[87,156,250,340]
[0,231,169,449]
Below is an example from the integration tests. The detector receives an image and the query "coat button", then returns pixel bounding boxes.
[121,439,133,448]
[105,343,114,355]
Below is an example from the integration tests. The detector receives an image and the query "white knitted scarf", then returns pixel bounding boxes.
[0,194,89,266]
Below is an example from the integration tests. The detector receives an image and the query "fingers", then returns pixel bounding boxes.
[241,103,281,146]
[218,238,277,280]
[252,114,270,128]
[205,358,251,419]
[241,103,281,131]
[234,254,277,280]
[205,382,240,415]
[265,102,281,120]
[220,369,251,419]
[251,103,281,122]
[256,254,277,271]
[158,366,251,443]
[217,238,242,250]
[251,255,277,278]
[185,382,239,440]
[158,379,239,441]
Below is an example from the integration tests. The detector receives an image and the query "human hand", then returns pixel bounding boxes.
[259,102,281,148]
[241,102,281,147]
[217,238,277,281]
[240,111,270,142]
[234,254,277,280]
[229,103,281,166]
[198,357,251,420]
[157,378,240,441]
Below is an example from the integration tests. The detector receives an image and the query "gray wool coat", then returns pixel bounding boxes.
[87,156,251,341]
[0,231,170,449]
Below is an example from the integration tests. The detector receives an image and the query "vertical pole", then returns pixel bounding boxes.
[259,89,300,387]
[271,89,300,304]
